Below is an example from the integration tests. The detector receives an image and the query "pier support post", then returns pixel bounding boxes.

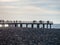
[32,24,33,28]
[9,24,15,27]
[47,24,48,29]
[50,24,51,29]
[43,24,45,29]
[37,24,39,28]
[20,24,22,28]
[15,24,17,27]
[26,24,28,28]
[2,24,5,27]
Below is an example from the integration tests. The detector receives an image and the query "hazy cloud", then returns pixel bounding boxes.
[0,0,18,2]
[0,0,60,23]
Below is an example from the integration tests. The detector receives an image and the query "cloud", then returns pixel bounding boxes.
[0,0,18,2]
[29,0,60,11]
[0,5,60,15]
[0,0,60,23]
[0,6,17,9]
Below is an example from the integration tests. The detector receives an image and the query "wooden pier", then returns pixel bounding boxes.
[0,20,53,29]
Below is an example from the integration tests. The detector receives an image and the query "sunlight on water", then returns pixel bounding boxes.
[4,24,9,27]
[52,24,60,29]
[0,24,3,27]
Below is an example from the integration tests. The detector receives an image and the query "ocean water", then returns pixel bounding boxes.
[52,24,60,29]
[39,24,60,29]
[22,24,60,29]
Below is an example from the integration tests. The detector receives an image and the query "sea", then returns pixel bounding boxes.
[39,24,60,29]
[52,24,60,29]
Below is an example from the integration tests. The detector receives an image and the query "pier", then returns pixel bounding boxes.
[0,20,53,29]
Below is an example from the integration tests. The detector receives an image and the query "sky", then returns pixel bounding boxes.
[0,0,60,24]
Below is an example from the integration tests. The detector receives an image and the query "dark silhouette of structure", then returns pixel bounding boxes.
[0,20,53,29]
